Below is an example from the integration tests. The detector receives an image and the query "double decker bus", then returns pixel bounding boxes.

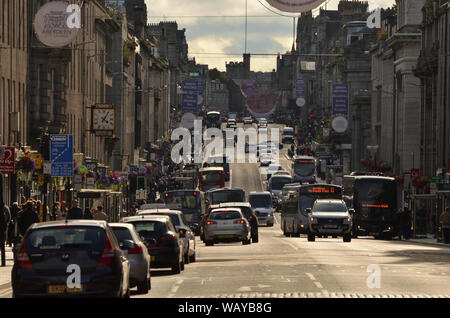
[344,175,397,239]
[292,156,316,184]
[281,184,343,237]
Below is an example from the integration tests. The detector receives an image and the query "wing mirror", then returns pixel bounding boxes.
[178,228,187,238]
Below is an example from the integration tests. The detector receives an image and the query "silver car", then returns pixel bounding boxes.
[110,223,151,294]
[137,210,196,263]
[204,208,251,246]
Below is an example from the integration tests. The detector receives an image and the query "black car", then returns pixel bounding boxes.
[121,215,185,274]
[12,220,131,298]
[209,202,259,243]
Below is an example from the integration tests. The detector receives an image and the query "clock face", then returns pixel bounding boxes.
[92,108,115,131]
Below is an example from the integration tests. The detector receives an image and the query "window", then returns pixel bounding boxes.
[210,211,242,220]
[312,202,347,212]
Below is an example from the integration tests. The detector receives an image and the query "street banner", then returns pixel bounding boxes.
[182,94,198,112]
[50,134,74,177]
[0,147,15,174]
[333,97,349,115]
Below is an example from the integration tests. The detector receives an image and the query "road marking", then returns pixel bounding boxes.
[169,278,184,296]
[306,272,316,281]
[314,281,323,289]
[0,288,12,298]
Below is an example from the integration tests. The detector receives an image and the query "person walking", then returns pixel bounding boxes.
[399,208,412,240]
[0,202,11,266]
[66,200,84,220]
[17,201,39,238]
[8,202,20,247]
[83,207,93,220]
[439,207,450,244]
[92,206,108,221]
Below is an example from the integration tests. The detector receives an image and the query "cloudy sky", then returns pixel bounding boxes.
[145,0,395,72]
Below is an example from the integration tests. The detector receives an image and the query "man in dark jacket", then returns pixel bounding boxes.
[17,201,39,238]
[7,202,20,247]
[67,200,84,220]
[0,202,11,266]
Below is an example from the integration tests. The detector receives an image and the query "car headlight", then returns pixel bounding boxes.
[343,217,352,224]
[310,217,318,223]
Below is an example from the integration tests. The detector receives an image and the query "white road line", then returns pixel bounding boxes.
[305,272,316,281]
[314,281,323,289]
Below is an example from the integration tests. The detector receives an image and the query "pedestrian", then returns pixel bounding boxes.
[439,207,450,244]
[0,202,11,266]
[8,202,20,247]
[17,201,39,238]
[66,200,84,220]
[399,208,412,240]
[92,206,108,221]
[83,207,93,220]
[51,202,61,221]
[60,201,68,219]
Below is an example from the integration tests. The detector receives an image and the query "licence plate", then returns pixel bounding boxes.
[218,234,233,239]
[48,285,83,294]
[323,225,338,229]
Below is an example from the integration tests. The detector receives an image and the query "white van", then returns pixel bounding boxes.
[282,127,295,143]
[248,192,274,227]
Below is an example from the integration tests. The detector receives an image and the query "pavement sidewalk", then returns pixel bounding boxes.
[406,237,450,248]
[0,246,14,289]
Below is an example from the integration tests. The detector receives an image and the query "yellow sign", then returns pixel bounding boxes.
[38,174,44,186]
[30,153,43,170]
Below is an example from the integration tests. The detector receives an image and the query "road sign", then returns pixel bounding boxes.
[182,94,198,112]
[136,189,147,200]
[333,84,348,95]
[182,80,200,92]
[333,97,348,115]
[0,147,15,174]
[50,134,74,177]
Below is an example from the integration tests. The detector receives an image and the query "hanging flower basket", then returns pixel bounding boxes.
[17,153,35,173]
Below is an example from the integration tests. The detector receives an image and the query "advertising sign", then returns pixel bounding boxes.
[33,1,80,48]
[265,0,327,13]
[50,134,74,177]
[0,147,15,174]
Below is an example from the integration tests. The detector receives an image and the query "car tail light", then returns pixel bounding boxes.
[128,243,143,254]
[235,219,246,224]
[98,235,116,266]
[17,241,33,269]
[160,234,176,242]
[206,221,216,225]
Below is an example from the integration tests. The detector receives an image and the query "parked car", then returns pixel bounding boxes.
[204,208,251,246]
[12,220,131,298]
[136,210,196,263]
[307,199,354,242]
[248,192,274,227]
[121,215,185,274]
[209,202,259,243]
[110,223,151,294]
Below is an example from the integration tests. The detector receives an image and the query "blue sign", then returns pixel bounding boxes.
[333,84,348,95]
[50,134,74,177]
[182,94,198,111]
[296,79,305,97]
[333,97,349,115]
[182,80,200,92]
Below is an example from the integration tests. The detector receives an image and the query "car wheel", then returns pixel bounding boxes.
[172,261,181,274]
[343,234,351,243]
[205,241,214,246]
[137,277,150,294]
[184,252,190,265]
[307,234,315,242]
[189,253,196,263]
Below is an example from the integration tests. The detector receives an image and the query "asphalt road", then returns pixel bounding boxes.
[136,124,450,298]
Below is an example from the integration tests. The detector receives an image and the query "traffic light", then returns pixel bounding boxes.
[137,176,146,190]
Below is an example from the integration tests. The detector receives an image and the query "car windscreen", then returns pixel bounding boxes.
[270,178,292,190]
[249,195,272,208]
[210,211,242,220]
[211,191,245,204]
[129,221,167,239]
[165,192,199,209]
[26,226,106,251]
[111,227,134,243]
[312,202,347,212]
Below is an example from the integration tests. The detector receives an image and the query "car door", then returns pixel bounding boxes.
[106,226,129,295]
